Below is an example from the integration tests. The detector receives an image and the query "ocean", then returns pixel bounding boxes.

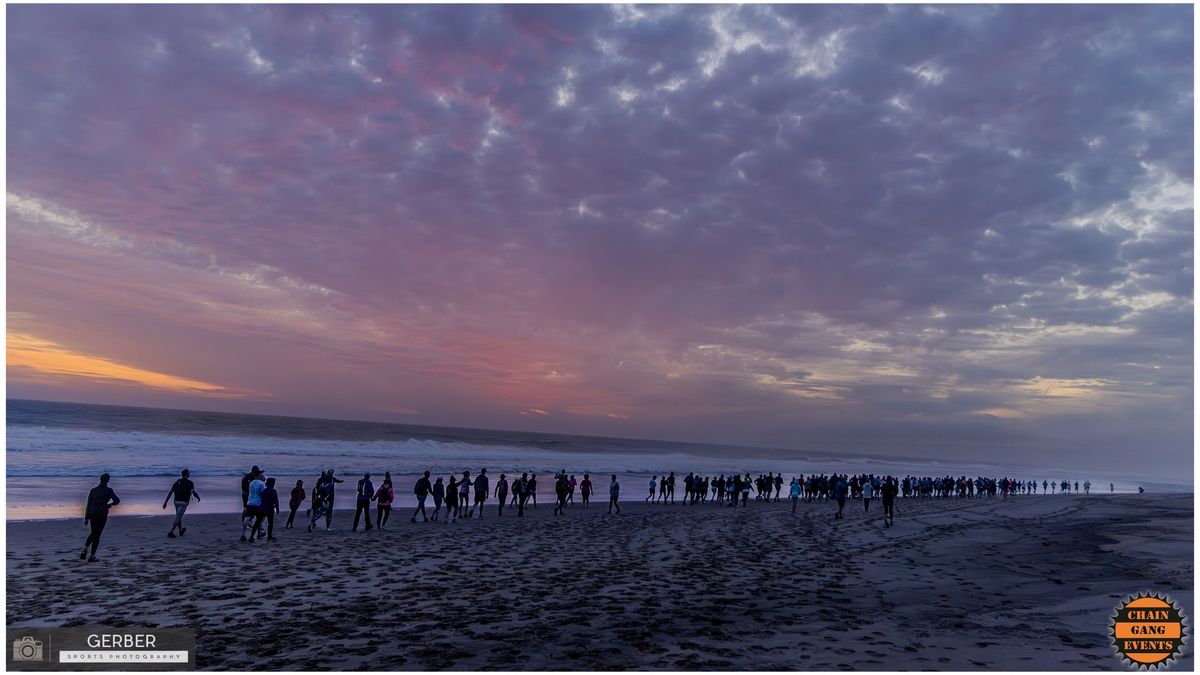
[5,399,1179,519]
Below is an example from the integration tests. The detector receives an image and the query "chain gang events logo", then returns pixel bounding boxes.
[1110,592,1190,670]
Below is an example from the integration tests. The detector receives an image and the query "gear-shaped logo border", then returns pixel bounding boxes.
[1109,591,1190,671]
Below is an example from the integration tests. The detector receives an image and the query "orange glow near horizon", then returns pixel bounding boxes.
[7,332,233,396]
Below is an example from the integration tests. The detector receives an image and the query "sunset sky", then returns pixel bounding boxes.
[6,5,1193,473]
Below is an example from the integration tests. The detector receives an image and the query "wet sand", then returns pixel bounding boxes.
[6,493,1193,670]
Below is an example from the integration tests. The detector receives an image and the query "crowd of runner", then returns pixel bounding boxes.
[77,468,1122,560]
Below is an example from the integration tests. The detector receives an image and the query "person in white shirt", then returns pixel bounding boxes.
[646,476,657,502]
[241,468,266,542]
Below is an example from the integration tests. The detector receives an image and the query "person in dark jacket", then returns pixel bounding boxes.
[82,473,120,562]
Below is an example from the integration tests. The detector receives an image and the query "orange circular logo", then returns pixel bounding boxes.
[1110,593,1189,670]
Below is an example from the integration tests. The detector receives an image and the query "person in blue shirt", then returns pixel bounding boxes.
[833,475,848,519]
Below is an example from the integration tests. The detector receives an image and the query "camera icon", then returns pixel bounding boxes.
[12,636,43,661]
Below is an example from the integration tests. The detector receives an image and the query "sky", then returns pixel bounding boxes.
[6,4,1194,476]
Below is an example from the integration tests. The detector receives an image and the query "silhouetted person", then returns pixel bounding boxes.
[580,474,593,508]
[412,471,432,523]
[375,478,394,530]
[608,475,621,514]
[259,477,280,541]
[162,468,200,538]
[495,474,509,516]
[470,468,489,518]
[82,473,120,562]
[353,473,374,532]
[286,480,305,529]
[882,477,898,527]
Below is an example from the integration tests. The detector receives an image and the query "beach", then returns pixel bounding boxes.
[6,493,1192,670]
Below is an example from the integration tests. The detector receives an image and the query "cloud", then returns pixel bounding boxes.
[5,5,1192,477]
[7,332,239,397]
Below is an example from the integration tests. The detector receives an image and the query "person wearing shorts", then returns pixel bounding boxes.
[163,468,200,538]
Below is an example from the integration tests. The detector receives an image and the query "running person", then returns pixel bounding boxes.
[162,468,200,538]
[81,473,120,562]
[647,476,657,502]
[862,479,874,513]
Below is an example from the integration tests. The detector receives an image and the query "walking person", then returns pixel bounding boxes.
[833,475,847,520]
[307,473,333,532]
[495,474,509,516]
[568,475,578,504]
[81,473,120,562]
[285,480,305,529]
[517,473,531,517]
[445,475,460,523]
[260,477,280,541]
[458,471,473,518]
[411,471,433,523]
[431,477,445,521]
[789,477,801,514]
[608,474,621,514]
[470,468,489,518]
[375,477,394,530]
[528,474,539,509]
[882,477,898,528]
[580,474,593,508]
[554,473,570,516]
[162,468,200,538]
[324,469,344,529]
[862,478,874,513]
[647,476,657,502]
[353,473,375,532]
